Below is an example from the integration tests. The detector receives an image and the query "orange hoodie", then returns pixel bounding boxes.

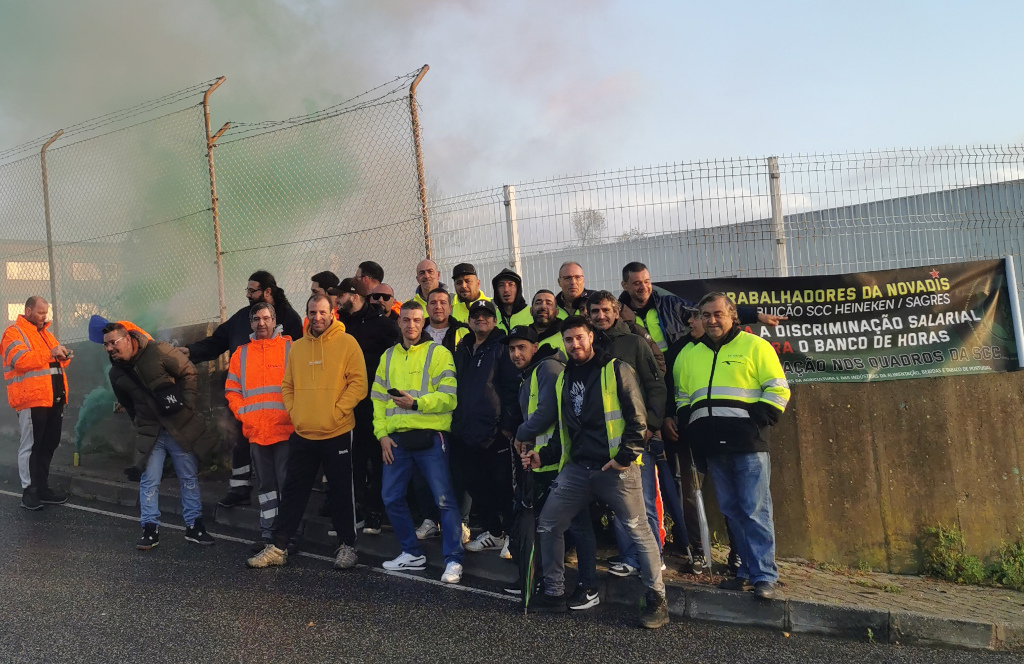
[282,319,367,440]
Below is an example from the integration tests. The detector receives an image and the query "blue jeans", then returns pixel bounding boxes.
[708,452,778,583]
[613,449,662,568]
[140,431,202,528]
[381,432,464,564]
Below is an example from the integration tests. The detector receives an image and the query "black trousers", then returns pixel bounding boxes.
[452,436,514,537]
[20,405,64,490]
[224,412,252,495]
[274,431,356,548]
[351,399,383,518]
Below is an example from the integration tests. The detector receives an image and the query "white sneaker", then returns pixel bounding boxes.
[441,561,463,584]
[608,562,640,577]
[465,531,504,552]
[499,536,512,560]
[415,519,439,540]
[461,523,471,544]
[382,551,427,571]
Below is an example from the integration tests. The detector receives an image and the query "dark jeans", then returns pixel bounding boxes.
[273,431,356,548]
[538,460,665,597]
[381,432,464,564]
[452,437,513,536]
[351,399,383,519]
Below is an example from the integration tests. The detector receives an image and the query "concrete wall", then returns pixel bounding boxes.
[745,370,1024,572]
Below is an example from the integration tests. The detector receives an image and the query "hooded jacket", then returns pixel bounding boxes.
[339,302,401,383]
[618,286,760,347]
[515,344,564,444]
[593,318,667,430]
[491,268,533,333]
[225,327,294,447]
[282,319,367,440]
[108,332,217,469]
[187,301,303,363]
[555,289,594,319]
[2,315,70,411]
[452,327,521,447]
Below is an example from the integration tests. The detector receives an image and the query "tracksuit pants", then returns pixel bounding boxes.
[250,440,289,540]
[224,413,252,495]
[18,405,64,490]
[273,431,356,549]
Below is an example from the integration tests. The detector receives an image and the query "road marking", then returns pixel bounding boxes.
[0,490,516,603]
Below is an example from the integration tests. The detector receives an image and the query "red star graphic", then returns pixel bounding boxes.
[929,269,940,279]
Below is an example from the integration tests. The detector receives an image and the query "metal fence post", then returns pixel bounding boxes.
[503,184,522,274]
[40,129,64,337]
[203,77,229,324]
[409,64,431,260]
[767,156,789,277]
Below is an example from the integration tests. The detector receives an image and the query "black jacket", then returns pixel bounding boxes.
[187,301,303,363]
[452,327,521,447]
[538,349,647,469]
[418,319,470,355]
[109,332,217,470]
[340,303,401,382]
[555,289,594,318]
[593,318,667,430]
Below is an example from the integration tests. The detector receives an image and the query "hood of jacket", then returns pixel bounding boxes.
[520,343,563,379]
[492,268,528,316]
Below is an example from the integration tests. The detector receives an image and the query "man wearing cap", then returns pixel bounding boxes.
[334,277,401,535]
[412,260,444,311]
[555,262,593,319]
[452,299,520,556]
[450,263,492,324]
[529,290,565,356]
[492,268,533,334]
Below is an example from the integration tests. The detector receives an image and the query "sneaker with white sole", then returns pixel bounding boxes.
[567,584,600,610]
[247,544,287,568]
[415,519,439,540]
[608,562,639,577]
[465,531,504,552]
[461,523,471,544]
[441,561,463,584]
[383,551,427,571]
[499,536,512,559]
[334,543,358,570]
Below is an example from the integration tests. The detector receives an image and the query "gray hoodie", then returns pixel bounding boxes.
[515,345,565,444]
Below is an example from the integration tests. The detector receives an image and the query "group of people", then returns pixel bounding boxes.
[2,257,790,630]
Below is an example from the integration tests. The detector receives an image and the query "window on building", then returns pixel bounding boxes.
[5,262,49,281]
[8,304,23,322]
[72,262,102,281]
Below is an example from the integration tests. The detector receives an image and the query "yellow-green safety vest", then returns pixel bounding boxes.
[555,360,629,470]
[527,365,560,473]
[371,341,458,439]
[634,307,667,352]
[498,306,534,334]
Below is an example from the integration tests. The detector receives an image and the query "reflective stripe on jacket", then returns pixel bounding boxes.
[674,328,790,455]
[527,367,560,473]
[2,316,68,411]
[372,340,457,439]
[555,360,627,469]
[226,329,294,446]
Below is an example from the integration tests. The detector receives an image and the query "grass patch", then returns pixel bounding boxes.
[921,525,987,585]
[993,540,1024,592]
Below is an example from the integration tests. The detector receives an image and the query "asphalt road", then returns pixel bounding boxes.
[0,491,1017,664]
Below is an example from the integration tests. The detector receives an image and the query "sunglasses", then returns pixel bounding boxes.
[369,293,393,301]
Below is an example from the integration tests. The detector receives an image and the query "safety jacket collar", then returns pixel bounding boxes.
[15,315,50,337]
[699,325,742,351]
[249,325,284,341]
[555,289,593,315]
[595,318,632,342]
[533,322,561,343]
[460,326,505,353]
[400,338,433,352]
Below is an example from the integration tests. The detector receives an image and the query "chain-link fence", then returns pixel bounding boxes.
[430,148,1024,304]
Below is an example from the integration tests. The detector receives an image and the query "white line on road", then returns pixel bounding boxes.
[0,490,516,603]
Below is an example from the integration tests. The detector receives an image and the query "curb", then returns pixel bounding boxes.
[4,464,1016,652]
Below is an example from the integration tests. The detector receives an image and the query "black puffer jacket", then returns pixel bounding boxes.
[452,327,521,447]
[187,301,303,363]
[340,303,401,381]
[109,332,217,470]
[593,318,667,430]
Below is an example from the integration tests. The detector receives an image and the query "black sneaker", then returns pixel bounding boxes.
[362,513,382,535]
[503,580,522,596]
[20,487,42,511]
[217,491,251,508]
[718,576,753,591]
[287,539,300,555]
[567,584,600,611]
[38,487,68,504]
[184,519,215,545]
[640,590,669,629]
[753,581,777,600]
[136,523,159,550]
[526,592,567,614]
[727,548,741,576]
[251,537,272,554]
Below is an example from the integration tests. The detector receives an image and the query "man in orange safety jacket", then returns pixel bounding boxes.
[226,302,295,550]
[2,296,72,510]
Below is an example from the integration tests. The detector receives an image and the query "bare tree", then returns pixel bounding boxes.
[619,226,646,242]
[571,208,607,246]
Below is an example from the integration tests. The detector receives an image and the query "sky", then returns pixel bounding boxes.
[1,0,1023,195]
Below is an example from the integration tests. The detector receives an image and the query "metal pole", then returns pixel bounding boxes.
[1005,256,1024,369]
[203,76,228,324]
[768,156,788,277]
[40,129,64,338]
[503,184,522,274]
[409,64,431,260]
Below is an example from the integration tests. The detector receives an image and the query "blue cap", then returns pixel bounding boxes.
[88,315,111,344]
